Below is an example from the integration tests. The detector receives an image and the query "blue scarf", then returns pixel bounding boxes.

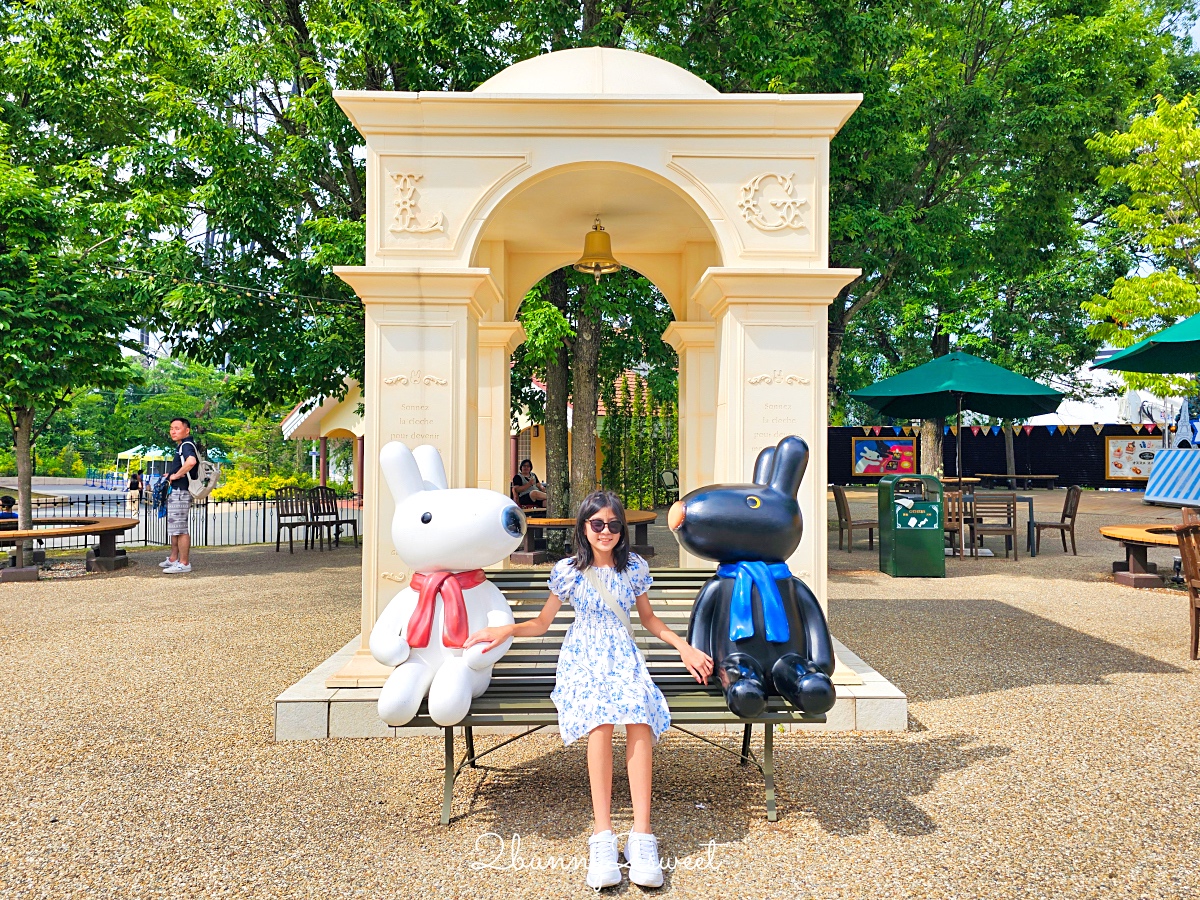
[716,561,792,643]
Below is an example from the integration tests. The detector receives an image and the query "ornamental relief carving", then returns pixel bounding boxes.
[388,173,445,235]
[383,370,448,386]
[737,173,808,232]
[748,370,809,385]
[381,571,409,584]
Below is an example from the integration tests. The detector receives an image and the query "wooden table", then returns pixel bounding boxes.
[938,477,981,488]
[1100,524,1180,588]
[511,509,658,565]
[977,474,1059,490]
[1,517,139,582]
[955,493,1037,557]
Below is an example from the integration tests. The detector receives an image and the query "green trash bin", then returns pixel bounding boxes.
[878,474,946,577]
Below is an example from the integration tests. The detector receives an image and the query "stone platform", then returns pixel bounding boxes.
[274,635,907,741]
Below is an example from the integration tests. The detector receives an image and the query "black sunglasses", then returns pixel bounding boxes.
[586,518,624,534]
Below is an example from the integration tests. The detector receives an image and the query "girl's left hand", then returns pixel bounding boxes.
[679,644,713,685]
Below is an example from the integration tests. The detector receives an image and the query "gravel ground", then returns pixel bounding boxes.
[1,491,1198,898]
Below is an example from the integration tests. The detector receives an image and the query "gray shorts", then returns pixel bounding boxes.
[167,488,191,536]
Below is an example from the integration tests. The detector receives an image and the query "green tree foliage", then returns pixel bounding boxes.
[1084,94,1200,396]
[789,0,1187,411]
[511,266,677,507]
[6,0,1193,432]
[0,156,140,525]
[599,376,679,509]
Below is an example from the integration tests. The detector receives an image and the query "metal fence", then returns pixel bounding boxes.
[22,493,364,551]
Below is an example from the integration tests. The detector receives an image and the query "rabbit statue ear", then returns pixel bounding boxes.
[412,444,449,491]
[752,446,776,485]
[767,435,809,497]
[379,441,425,504]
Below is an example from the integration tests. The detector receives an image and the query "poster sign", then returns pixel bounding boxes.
[852,437,917,477]
[895,500,941,530]
[1106,436,1159,481]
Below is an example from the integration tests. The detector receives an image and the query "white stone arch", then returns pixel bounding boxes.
[330,47,862,686]
[468,158,728,321]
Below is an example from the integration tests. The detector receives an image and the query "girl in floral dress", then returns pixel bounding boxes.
[465,490,713,890]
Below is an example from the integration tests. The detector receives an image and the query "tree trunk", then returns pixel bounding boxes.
[919,418,944,478]
[14,407,35,555]
[919,331,952,479]
[1004,424,1016,479]
[544,270,571,522]
[570,282,601,512]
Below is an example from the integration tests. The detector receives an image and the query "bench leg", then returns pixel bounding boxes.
[465,726,477,767]
[441,727,455,825]
[763,723,777,822]
[739,723,752,766]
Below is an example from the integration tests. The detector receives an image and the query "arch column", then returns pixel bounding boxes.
[327,266,498,687]
[662,321,716,569]
[694,267,859,608]
[477,322,526,495]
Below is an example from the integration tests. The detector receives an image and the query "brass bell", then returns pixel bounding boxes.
[573,217,621,284]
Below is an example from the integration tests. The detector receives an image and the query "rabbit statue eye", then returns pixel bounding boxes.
[746,495,761,509]
[420,512,432,524]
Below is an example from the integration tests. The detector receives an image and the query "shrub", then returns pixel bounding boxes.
[209,468,318,501]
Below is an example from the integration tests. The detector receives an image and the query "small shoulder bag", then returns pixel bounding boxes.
[582,567,646,663]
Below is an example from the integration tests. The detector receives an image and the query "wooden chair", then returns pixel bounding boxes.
[969,493,1019,559]
[511,480,545,510]
[660,470,680,502]
[944,490,968,559]
[308,486,360,550]
[832,484,878,552]
[1173,518,1200,659]
[1034,485,1083,555]
[274,487,312,553]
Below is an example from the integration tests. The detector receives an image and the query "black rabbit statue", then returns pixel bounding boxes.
[667,435,836,718]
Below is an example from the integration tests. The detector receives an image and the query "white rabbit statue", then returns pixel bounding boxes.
[369,441,527,727]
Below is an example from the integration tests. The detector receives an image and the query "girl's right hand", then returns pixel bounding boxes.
[679,644,713,685]
[464,624,515,652]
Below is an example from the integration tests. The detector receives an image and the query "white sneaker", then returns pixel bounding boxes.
[624,831,663,888]
[158,557,176,568]
[586,830,622,889]
[163,563,192,574]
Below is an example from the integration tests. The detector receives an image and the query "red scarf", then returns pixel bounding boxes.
[407,569,487,649]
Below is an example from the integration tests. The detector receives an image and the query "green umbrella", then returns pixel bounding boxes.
[1092,311,1200,373]
[850,351,1064,483]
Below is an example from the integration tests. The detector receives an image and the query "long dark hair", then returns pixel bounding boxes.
[572,490,630,572]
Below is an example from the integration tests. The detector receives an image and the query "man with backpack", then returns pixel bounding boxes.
[161,417,199,574]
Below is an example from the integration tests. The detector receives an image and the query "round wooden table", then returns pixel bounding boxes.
[512,509,658,565]
[1099,524,1179,588]
[1,516,139,581]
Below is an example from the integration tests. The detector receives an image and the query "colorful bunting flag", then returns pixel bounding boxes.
[1092,423,1104,435]
[950,426,959,436]
[1132,424,1143,434]
[1023,425,1034,436]
[970,426,981,436]
[872,426,882,436]
[1046,425,1056,435]
[1069,425,1080,435]
[892,425,902,435]
[902,426,913,436]
[1056,425,1067,435]
[1146,423,1157,434]
[861,426,871,435]
[943,426,950,435]
[990,425,1000,436]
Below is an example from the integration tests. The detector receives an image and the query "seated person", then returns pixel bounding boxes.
[511,459,547,507]
[0,495,16,519]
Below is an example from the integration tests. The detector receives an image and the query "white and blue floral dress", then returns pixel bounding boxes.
[548,554,671,746]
